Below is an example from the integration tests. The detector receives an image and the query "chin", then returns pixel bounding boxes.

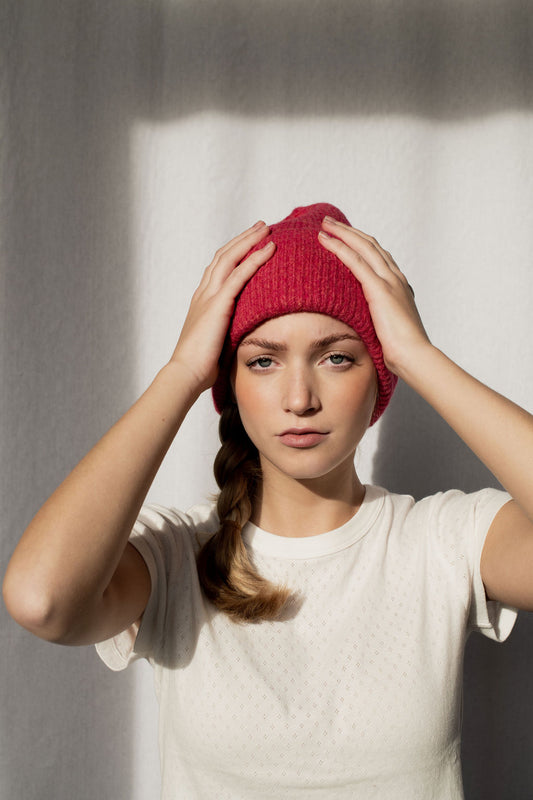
[260,447,357,484]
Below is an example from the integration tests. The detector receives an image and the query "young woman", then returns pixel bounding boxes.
[4,203,533,798]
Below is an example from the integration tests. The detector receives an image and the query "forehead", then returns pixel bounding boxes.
[239,312,359,344]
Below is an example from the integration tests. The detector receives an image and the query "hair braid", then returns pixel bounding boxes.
[197,404,291,622]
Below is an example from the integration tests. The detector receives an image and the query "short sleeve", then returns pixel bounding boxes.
[95,502,219,672]
[426,488,518,643]
[466,490,518,642]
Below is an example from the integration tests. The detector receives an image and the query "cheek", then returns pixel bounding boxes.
[342,369,378,428]
[233,367,268,430]
[233,365,252,408]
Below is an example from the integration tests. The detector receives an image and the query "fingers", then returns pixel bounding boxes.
[223,239,276,297]
[319,227,378,286]
[201,221,271,291]
[320,216,408,287]
[213,220,267,262]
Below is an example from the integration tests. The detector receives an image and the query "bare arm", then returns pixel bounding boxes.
[400,345,533,610]
[3,221,275,645]
[319,216,533,610]
[3,363,197,645]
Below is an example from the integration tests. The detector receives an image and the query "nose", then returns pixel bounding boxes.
[282,365,321,416]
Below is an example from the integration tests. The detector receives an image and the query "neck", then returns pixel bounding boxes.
[252,458,365,537]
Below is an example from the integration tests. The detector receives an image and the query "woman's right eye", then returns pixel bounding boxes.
[248,357,273,369]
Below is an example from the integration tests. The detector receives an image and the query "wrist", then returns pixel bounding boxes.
[389,340,443,388]
[157,359,204,402]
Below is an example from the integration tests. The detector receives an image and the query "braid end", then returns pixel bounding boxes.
[197,405,294,623]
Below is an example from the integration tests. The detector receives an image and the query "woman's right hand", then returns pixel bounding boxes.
[3,220,275,647]
[170,221,275,393]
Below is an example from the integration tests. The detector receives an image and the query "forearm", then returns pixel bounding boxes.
[318,220,533,607]
[4,220,274,641]
[398,342,533,520]
[4,361,200,631]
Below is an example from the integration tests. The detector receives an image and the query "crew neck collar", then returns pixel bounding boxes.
[241,485,385,559]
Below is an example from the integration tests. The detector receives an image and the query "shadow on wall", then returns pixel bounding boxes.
[140,0,533,121]
[1,4,144,799]
[373,381,533,799]
[2,1,532,799]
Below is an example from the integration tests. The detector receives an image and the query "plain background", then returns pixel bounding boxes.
[2,1,533,798]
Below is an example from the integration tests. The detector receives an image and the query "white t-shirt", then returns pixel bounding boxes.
[96,485,517,799]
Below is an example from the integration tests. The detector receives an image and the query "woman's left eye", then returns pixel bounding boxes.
[326,353,353,366]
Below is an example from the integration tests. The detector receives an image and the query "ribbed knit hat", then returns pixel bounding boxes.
[212,203,397,424]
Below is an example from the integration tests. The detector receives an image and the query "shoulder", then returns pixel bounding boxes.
[369,484,510,552]
[136,501,219,534]
[373,485,508,521]
[131,500,220,562]
[406,487,510,530]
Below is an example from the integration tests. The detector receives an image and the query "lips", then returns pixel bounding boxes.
[277,428,329,448]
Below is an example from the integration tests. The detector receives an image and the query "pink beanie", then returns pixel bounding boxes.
[212,203,397,425]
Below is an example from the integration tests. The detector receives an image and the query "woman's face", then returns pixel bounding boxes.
[232,313,378,485]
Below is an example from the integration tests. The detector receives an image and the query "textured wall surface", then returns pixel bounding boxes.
[2,2,533,798]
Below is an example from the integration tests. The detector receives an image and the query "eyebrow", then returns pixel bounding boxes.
[239,333,362,351]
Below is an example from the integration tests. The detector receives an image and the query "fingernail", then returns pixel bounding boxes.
[323,215,337,225]
[318,230,330,240]
[252,220,266,230]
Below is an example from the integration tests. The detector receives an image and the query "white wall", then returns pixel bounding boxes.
[2,2,533,798]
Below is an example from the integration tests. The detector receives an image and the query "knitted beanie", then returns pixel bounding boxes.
[212,203,397,425]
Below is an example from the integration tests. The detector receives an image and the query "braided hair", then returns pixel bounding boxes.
[197,404,291,622]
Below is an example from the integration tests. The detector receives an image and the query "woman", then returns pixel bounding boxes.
[3,203,532,798]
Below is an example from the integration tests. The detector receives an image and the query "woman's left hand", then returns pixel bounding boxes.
[319,217,533,615]
[318,216,431,376]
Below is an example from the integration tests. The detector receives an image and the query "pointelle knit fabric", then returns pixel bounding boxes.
[96,486,516,799]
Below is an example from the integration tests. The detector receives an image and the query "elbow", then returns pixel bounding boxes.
[3,565,78,644]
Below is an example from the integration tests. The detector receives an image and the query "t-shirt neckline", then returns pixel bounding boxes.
[242,484,385,559]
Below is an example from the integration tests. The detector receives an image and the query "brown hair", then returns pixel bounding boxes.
[197,403,291,622]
